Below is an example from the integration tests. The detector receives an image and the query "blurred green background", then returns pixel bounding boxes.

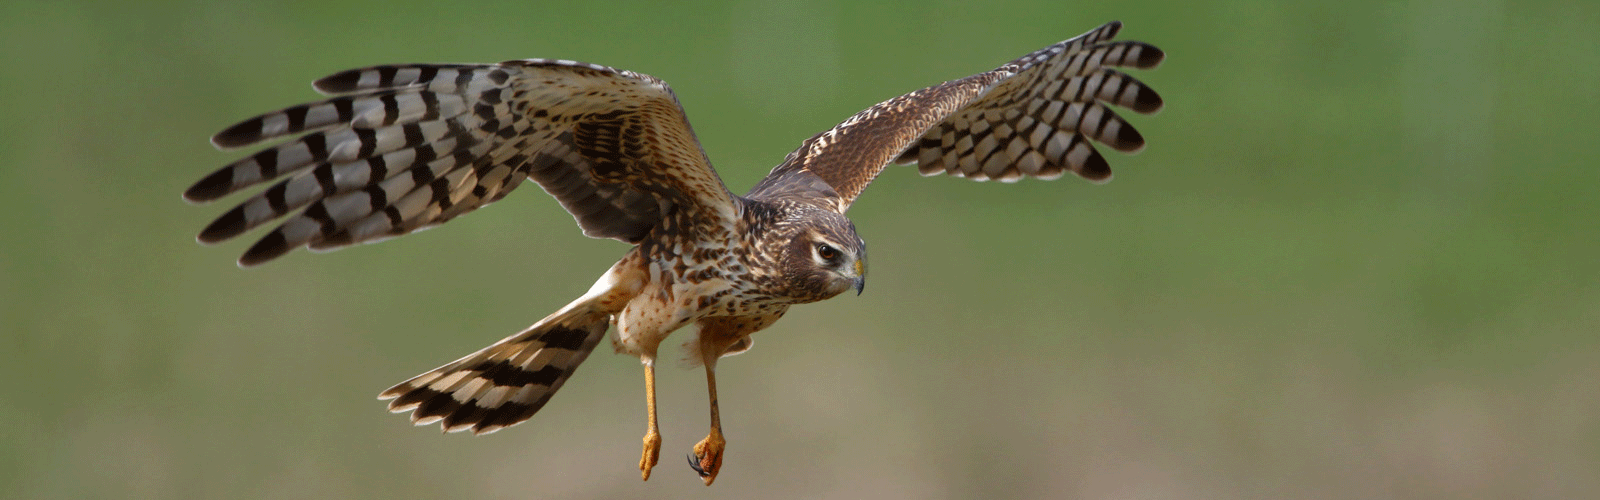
[3,0,1597,498]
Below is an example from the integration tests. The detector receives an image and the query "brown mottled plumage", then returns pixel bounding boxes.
[185,21,1164,484]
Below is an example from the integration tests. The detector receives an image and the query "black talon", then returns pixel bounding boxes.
[687,453,709,476]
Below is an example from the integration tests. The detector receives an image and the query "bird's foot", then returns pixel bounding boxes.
[688,430,725,485]
[640,431,661,480]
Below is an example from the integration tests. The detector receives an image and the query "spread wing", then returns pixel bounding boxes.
[746,21,1164,211]
[186,59,734,266]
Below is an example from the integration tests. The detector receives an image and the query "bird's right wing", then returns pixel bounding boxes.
[186,60,736,266]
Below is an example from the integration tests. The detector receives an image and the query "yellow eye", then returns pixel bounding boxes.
[816,244,840,262]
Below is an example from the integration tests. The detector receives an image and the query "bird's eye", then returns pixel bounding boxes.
[816,244,841,263]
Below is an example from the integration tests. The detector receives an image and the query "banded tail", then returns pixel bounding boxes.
[380,296,612,435]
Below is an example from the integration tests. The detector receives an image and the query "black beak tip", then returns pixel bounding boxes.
[854,278,865,296]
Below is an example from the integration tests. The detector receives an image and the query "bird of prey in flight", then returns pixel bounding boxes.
[185,20,1164,485]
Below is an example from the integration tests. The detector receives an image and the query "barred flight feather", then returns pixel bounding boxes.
[895,35,1164,184]
[188,59,733,267]
[750,20,1164,207]
[379,300,612,434]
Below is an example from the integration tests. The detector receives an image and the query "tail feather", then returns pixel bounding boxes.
[380,300,610,435]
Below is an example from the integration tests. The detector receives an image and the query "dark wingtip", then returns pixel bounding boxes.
[238,231,291,267]
[1102,20,1123,35]
[211,116,266,150]
[313,69,364,94]
[197,207,249,244]
[184,168,237,203]
[1137,44,1166,69]
[1077,149,1113,183]
[1132,83,1164,114]
[1114,125,1147,154]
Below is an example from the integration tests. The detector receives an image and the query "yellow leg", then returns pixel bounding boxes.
[639,361,661,481]
[689,362,726,485]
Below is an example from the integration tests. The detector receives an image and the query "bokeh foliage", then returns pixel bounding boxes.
[2,0,1596,498]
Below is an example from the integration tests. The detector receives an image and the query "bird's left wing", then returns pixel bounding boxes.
[186,60,735,266]
[747,21,1163,211]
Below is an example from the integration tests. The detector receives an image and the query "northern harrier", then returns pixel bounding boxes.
[185,21,1164,484]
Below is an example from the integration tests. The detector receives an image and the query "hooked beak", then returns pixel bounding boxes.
[852,260,866,295]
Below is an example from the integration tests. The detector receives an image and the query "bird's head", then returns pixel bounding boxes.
[778,209,866,302]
